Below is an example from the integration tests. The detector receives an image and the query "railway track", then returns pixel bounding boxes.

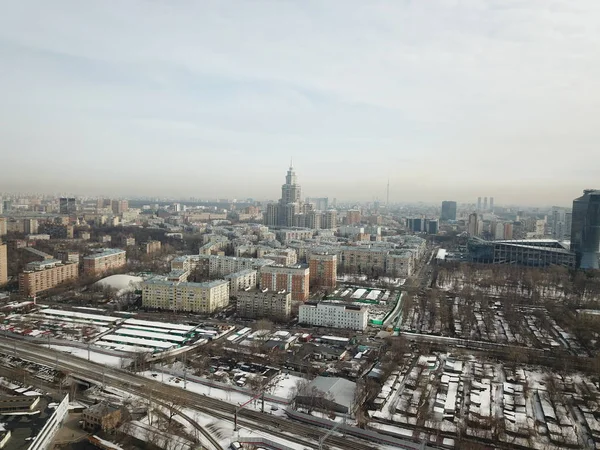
[0,338,382,450]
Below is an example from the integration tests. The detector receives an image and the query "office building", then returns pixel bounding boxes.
[59,197,77,215]
[441,201,457,221]
[18,259,79,296]
[406,218,424,232]
[264,203,280,227]
[225,269,258,294]
[427,219,439,235]
[141,277,229,313]
[570,189,600,269]
[309,253,337,289]
[299,301,368,331]
[83,248,127,276]
[236,289,292,321]
[259,264,310,302]
[0,243,7,286]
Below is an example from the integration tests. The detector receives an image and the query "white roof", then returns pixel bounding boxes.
[115,328,186,343]
[100,334,175,349]
[96,274,143,291]
[124,318,194,332]
[40,308,120,323]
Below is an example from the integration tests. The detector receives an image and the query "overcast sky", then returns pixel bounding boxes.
[1,1,599,206]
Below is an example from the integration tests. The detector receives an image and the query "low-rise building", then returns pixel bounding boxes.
[236,289,291,321]
[299,301,368,330]
[83,248,126,276]
[82,403,122,432]
[224,269,257,294]
[141,277,229,313]
[18,259,79,296]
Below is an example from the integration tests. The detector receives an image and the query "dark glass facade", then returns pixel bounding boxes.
[570,189,600,269]
[441,201,457,221]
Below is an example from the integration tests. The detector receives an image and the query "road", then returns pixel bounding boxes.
[0,337,409,450]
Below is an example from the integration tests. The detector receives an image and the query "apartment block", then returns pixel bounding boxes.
[308,253,337,289]
[259,264,309,302]
[145,240,161,254]
[275,229,314,243]
[141,277,229,313]
[111,199,129,215]
[224,269,257,294]
[260,248,298,266]
[171,254,273,277]
[18,259,79,296]
[339,245,416,277]
[0,218,6,236]
[299,301,368,331]
[346,210,362,225]
[236,289,291,321]
[83,248,127,276]
[0,243,7,286]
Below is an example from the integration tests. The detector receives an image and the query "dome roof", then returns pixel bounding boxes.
[96,274,143,292]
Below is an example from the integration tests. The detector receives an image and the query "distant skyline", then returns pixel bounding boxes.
[1,1,599,206]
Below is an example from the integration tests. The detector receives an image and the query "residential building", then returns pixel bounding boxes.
[299,301,368,330]
[83,248,127,276]
[306,197,329,211]
[111,199,129,215]
[275,228,313,243]
[144,240,161,254]
[0,218,6,236]
[236,289,291,321]
[259,264,310,302]
[141,277,229,313]
[56,251,80,264]
[82,404,122,432]
[323,210,337,229]
[225,269,257,294]
[489,197,494,212]
[18,259,79,296]
[570,189,600,269]
[309,253,337,289]
[0,243,7,286]
[261,248,297,266]
[339,245,416,277]
[441,201,457,221]
[468,213,481,236]
[477,197,482,211]
[346,209,361,225]
[279,164,302,226]
[23,219,38,234]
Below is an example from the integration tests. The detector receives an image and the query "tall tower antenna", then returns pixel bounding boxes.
[290,157,293,168]
[386,179,390,208]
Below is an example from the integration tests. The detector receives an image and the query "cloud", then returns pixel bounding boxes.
[0,0,599,204]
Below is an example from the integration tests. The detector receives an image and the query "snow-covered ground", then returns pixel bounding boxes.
[49,345,131,368]
[268,373,305,399]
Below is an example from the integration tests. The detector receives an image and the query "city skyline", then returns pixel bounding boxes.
[2,1,600,205]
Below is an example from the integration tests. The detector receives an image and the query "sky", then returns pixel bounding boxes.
[1,1,600,206]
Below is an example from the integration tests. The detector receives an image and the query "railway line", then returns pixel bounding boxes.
[0,338,389,450]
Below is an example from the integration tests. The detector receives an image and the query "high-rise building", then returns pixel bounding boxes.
[264,203,280,227]
[323,210,337,230]
[0,197,3,215]
[141,277,229,313]
[477,197,482,211]
[483,197,488,211]
[23,219,38,235]
[441,201,457,221]
[111,200,129,215]
[279,164,302,227]
[468,213,481,236]
[236,289,291,321]
[309,253,337,289]
[489,197,494,212]
[19,259,79,296]
[59,197,77,215]
[306,197,328,211]
[259,264,310,302]
[0,218,6,237]
[346,209,361,225]
[0,243,7,286]
[427,219,439,235]
[570,189,600,269]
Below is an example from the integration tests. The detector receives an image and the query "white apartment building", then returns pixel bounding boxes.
[299,301,368,331]
[225,269,257,294]
[141,277,229,313]
[170,254,273,277]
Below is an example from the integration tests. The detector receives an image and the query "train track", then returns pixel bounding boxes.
[0,338,381,450]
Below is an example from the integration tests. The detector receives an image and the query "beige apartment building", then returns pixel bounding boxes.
[19,259,79,296]
[236,289,291,321]
[83,249,126,276]
[224,269,257,294]
[144,240,162,254]
[0,243,7,286]
[0,218,7,236]
[141,277,229,313]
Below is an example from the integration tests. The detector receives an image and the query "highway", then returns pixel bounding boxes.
[0,337,391,450]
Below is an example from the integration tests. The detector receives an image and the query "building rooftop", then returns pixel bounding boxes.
[84,248,126,259]
[142,276,228,289]
[25,259,64,270]
[224,268,257,278]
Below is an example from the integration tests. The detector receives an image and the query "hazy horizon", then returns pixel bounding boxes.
[1,1,599,206]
